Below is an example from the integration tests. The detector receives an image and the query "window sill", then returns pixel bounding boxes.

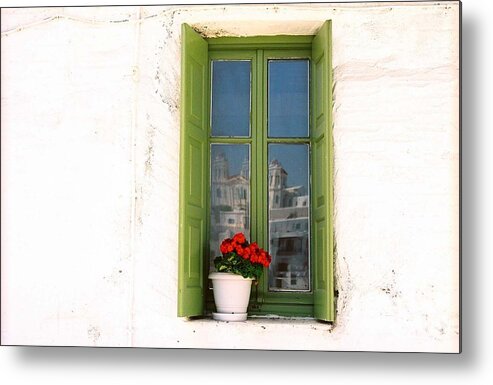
[177,314,335,350]
[185,314,334,331]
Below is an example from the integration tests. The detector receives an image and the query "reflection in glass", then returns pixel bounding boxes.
[210,144,250,271]
[268,144,310,291]
[268,59,309,138]
[211,61,251,137]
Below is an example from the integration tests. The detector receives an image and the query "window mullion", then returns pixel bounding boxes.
[250,48,266,305]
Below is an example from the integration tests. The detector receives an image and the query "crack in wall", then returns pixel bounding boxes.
[144,114,157,177]
[1,8,168,37]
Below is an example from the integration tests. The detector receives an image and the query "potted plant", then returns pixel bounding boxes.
[209,232,272,321]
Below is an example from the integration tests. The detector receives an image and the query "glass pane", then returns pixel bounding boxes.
[210,144,250,271]
[268,60,309,138]
[211,61,251,137]
[268,144,310,291]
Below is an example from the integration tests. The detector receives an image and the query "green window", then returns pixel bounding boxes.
[178,22,334,321]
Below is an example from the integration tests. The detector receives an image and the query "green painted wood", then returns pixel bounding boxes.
[249,303,314,317]
[253,48,265,305]
[207,35,313,50]
[259,48,314,312]
[199,30,334,318]
[206,49,259,312]
[178,24,209,317]
[266,138,311,143]
[311,20,335,322]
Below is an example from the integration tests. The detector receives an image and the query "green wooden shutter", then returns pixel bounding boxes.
[178,24,209,317]
[311,20,335,322]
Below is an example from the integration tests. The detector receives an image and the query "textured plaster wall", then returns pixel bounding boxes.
[1,2,460,352]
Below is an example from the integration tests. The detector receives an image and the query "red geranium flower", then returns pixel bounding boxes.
[214,232,271,280]
[233,232,246,244]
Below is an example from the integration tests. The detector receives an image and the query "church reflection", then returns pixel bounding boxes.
[209,146,250,271]
[268,158,309,291]
[209,145,310,292]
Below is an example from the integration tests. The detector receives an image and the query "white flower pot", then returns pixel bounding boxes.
[208,272,253,321]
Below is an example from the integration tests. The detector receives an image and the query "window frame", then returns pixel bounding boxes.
[206,40,314,317]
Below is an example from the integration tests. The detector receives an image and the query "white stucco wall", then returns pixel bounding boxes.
[1,2,460,352]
